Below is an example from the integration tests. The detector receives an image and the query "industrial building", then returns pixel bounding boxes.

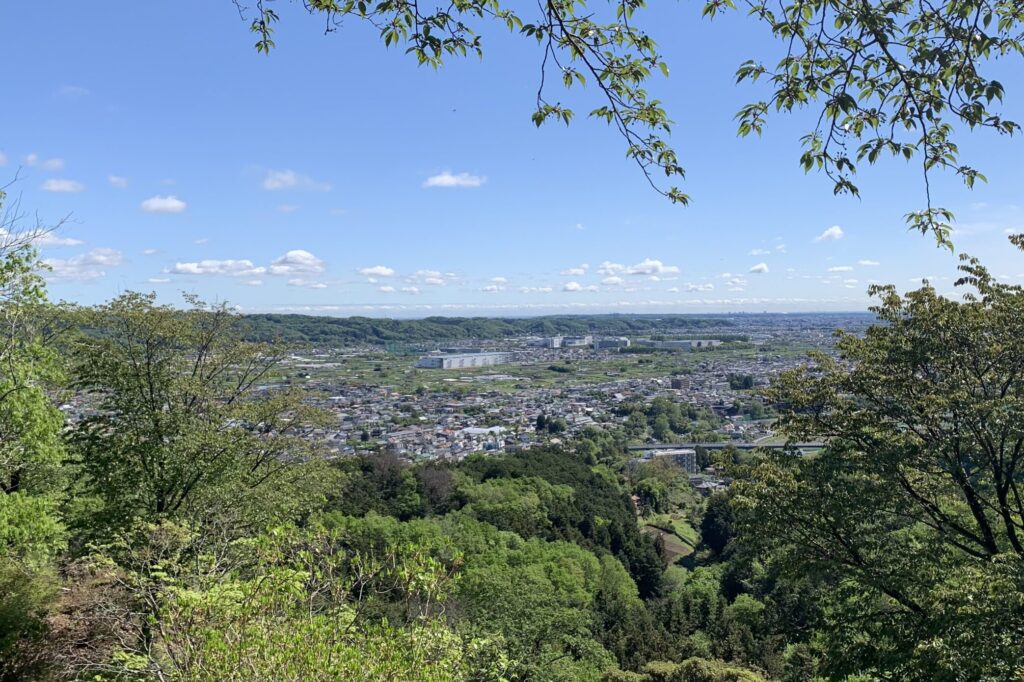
[562,335,593,347]
[415,352,512,369]
[595,337,631,349]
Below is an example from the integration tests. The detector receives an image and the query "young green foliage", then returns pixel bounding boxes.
[68,292,337,542]
[735,237,1024,679]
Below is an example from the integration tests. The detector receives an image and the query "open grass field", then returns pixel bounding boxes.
[643,524,695,564]
[643,513,699,564]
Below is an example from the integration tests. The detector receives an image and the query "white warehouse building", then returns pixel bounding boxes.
[415,352,512,369]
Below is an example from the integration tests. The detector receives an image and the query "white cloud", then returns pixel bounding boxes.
[108,175,129,188]
[359,265,396,278]
[626,258,680,276]
[749,263,769,274]
[857,259,880,266]
[32,231,84,247]
[262,169,331,191]
[490,276,508,284]
[269,250,325,276]
[170,259,266,277]
[667,287,679,293]
[41,179,84,193]
[0,229,84,249]
[0,151,7,166]
[142,248,159,256]
[44,248,123,281]
[147,277,170,284]
[828,265,854,272]
[141,195,187,213]
[407,270,457,286]
[243,280,263,286]
[815,225,844,242]
[287,278,328,289]
[277,204,300,213]
[597,261,625,275]
[194,238,209,245]
[602,276,624,286]
[482,284,504,293]
[422,171,486,188]
[686,283,714,292]
[519,286,553,294]
[749,248,770,256]
[378,285,396,293]
[563,281,598,292]
[560,264,589,276]
[24,154,64,171]
[401,286,420,295]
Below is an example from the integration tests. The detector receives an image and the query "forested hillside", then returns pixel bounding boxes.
[240,314,733,345]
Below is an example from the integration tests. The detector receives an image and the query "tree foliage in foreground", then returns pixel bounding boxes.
[236,0,1023,243]
[0,189,68,676]
[737,243,1024,680]
[68,293,338,543]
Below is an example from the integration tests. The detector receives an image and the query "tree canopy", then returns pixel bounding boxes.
[736,246,1024,679]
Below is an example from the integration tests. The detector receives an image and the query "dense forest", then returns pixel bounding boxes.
[2,184,1024,680]
[240,314,734,346]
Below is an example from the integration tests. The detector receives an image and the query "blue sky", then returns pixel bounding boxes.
[2,1,1023,316]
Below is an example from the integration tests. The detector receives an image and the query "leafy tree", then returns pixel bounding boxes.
[547,417,568,434]
[68,293,336,542]
[0,189,66,562]
[700,491,734,556]
[634,478,667,516]
[626,411,649,439]
[0,188,69,675]
[330,452,426,520]
[728,374,755,391]
[736,246,1024,679]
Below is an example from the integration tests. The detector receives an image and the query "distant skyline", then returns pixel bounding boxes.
[2,2,1023,316]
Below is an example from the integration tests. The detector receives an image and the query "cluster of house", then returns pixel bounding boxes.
[282,349,805,461]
